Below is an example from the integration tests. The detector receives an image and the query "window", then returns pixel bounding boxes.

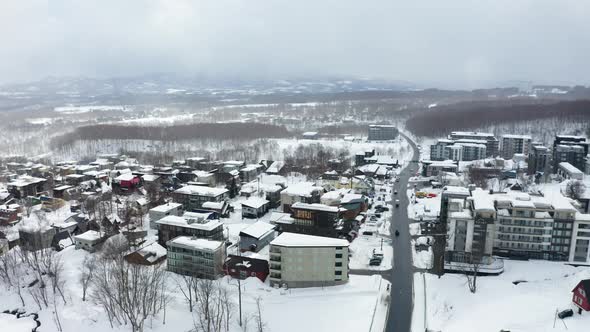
[335,262,342,267]
[335,271,342,275]
[335,254,343,258]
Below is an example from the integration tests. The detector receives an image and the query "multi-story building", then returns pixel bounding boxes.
[550,196,578,260]
[558,162,584,180]
[552,135,589,173]
[553,144,587,174]
[570,214,590,264]
[454,143,486,161]
[269,232,349,288]
[449,131,498,157]
[148,202,184,229]
[430,139,454,161]
[275,202,346,238]
[166,236,226,279]
[527,145,550,175]
[444,145,463,161]
[280,182,324,213]
[172,185,229,211]
[501,135,532,159]
[367,125,398,141]
[156,213,224,247]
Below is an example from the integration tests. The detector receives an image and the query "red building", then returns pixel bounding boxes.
[223,255,269,282]
[572,279,590,314]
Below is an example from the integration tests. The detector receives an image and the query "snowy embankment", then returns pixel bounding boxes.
[413,261,590,332]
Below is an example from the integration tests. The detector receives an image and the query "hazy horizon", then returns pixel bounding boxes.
[1,0,589,89]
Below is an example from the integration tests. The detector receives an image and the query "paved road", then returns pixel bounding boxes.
[385,132,420,332]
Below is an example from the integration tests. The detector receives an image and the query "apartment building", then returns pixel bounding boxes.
[430,139,454,161]
[449,131,498,157]
[166,236,226,279]
[269,232,349,288]
[570,214,590,264]
[172,185,229,211]
[156,212,224,247]
[527,145,550,175]
[501,135,532,159]
[552,135,589,173]
[367,125,398,141]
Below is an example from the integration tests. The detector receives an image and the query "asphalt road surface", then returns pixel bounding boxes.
[385,132,419,332]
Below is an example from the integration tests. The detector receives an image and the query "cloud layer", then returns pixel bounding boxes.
[1,0,589,88]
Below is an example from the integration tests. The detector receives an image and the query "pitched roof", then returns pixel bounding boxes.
[239,221,275,239]
[573,279,590,296]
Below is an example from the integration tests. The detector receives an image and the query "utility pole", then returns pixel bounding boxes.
[236,262,245,326]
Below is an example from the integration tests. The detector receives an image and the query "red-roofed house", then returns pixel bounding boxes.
[572,279,590,314]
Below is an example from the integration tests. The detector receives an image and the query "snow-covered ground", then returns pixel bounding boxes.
[413,260,590,332]
[411,238,433,270]
[350,234,393,271]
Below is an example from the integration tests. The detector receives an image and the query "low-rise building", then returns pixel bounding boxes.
[558,162,584,180]
[280,182,324,213]
[239,221,276,252]
[279,202,345,238]
[156,213,224,247]
[73,230,103,252]
[148,203,184,229]
[224,255,269,282]
[166,236,226,279]
[173,185,229,211]
[124,242,167,265]
[269,232,349,288]
[241,197,270,219]
[368,125,398,141]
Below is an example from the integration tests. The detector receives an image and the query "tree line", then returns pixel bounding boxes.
[405,99,590,137]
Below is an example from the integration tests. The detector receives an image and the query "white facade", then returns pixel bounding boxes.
[269,233,349,288]
[569,215,590,264]
[501,135,532,159]
[149,203,184,229]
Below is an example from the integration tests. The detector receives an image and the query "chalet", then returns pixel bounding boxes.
[73,230,103,252]
[0,204,19,226]
[224,255,269,282]
[156,213,224,247]
[114,173,140,190]
[173,185,229,211]
[572,279,590,314]
[239,221,275,252]
[201,201,231,218]
[241,197,270,219]
[239,164,263,183]
[280,182,324,213]
[264,161,284,175]
[124,242,167,265]
[7,176,47,199]
[277,202,347,238]
[149,202,184,229]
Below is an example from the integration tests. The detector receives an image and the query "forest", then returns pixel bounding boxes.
[405,99,590,138]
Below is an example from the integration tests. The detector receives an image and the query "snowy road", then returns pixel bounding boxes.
[386,132,419,332]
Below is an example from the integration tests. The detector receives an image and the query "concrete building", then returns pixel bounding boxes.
[148,203,184,229]
[156,213,224,247]
[367,125,398,141]
[269,232,349,288]
[239,221,276,252]
[73,230,103,252]
[430,139,454,161]
[172,185,229,211]
[444,145,463,162]
[501,135,532,159]
[422,160,458,177]
[280,182,324,213]
[558,162,585,180]
[454,143,486,161]
[166,236,226,279]
[527,145,550,175]
[552,135,589,173]
[241,197,270,218]
[449,131,499,157]
[570,214,590,265]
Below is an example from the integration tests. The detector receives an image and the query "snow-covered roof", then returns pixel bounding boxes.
[174,185,228,197]
[271,232,349,248]
[168,236,223,251]
[240,221,275,239]
[8,176,46,187]
[135,242,167,262]
[281,182,323,197]
[291,202,339,213]
[242,197,269,209]
[502,134,532,140]
[558,162,583,175]
[269,212,294,224]
[576,213,590,222]
[471,189,495,212]
[201,201,225,210]
[142,174,160,182]
[115,173,136,182]
[74,230,102,242]
[442,186,470,196]
[341,193,364,204]
[150,202,182,213]
[156,215,222,231]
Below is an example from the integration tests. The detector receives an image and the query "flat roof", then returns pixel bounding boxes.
[240,221,275,239]
[271,232,349,248]
[168,236,223,251]
[150,202,182,213]
[174,185,228,197]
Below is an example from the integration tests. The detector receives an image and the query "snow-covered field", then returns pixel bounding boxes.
[413,261,590,332]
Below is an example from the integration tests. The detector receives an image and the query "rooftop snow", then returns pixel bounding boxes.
[242,197,269,209]
[240,221,275,239]
[271,232,349,247]
[168,236,223,251]
[74,230,102,242]
[281,182,323,197]
[471,189,495,211]
[156,215,222,231]
[291,202,339,213]
[558,162,583,175]
[150,202,182,213]
[174,185,228,197]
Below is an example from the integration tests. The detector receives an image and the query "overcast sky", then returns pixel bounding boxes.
[1,0,589,88]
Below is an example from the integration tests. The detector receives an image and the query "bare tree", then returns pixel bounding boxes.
[254,297,267,332]
[91,257,168,332]
[462,254,482,294]
[79,255,96,301]
[176,274,199,312]
[194,280,229,332]
[0,248,25,306]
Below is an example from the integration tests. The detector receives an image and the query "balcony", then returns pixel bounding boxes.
[269,255,281,262]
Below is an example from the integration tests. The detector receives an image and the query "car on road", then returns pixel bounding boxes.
[395,199,400,207]
[395,178,400,182]
[394,190,398,195]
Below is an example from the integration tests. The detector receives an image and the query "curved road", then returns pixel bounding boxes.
[385,132,420,332]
